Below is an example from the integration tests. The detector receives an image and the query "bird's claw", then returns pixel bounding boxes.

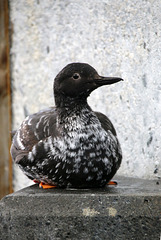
[107,180,117,186]
[39,182,57,189]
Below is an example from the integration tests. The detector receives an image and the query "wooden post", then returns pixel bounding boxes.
[0,0,12,199]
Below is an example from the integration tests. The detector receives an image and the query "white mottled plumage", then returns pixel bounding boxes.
[11,63,123,188]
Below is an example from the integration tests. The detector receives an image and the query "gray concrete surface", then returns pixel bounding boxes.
[0,176,160,240]
[10,0,161,191]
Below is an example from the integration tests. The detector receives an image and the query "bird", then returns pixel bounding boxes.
[11,63,123,189]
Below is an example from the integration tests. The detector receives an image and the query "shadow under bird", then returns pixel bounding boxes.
[11,63,123,189]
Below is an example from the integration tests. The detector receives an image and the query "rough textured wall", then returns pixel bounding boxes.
[10,0,161,191]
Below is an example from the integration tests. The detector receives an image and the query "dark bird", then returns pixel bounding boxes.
[11,63,123,189]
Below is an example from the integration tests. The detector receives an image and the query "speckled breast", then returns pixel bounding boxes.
[22,112,121,188]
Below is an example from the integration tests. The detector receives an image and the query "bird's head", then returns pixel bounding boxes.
[54,62,123,106]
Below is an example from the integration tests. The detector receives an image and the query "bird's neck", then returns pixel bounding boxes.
[54,93,92,123]
[54,91,89,108]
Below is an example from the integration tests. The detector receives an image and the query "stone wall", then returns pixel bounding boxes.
[10,0,161,191]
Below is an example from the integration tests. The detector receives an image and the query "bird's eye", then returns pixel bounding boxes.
[72,73,80,80]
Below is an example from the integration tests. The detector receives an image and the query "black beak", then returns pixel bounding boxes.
[95,76,123,86]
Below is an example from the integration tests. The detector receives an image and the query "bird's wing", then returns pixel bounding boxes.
[11,107,59,164]
[94,111,117,136]
[94,111,122,172]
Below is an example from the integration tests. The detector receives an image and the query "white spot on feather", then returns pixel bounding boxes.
[36,115,45,129]
[32,145,37,155]
[28,151,34,162]
[27,117,32,126]
[83,167,89,174]
[89,152,96,158]
[86,175,93,181]
[103,158,109,165]
[92,167,98,172]
[42,159,49,166]
[16,131,25,150]
[47,136,55,155]
[55,162,61,168]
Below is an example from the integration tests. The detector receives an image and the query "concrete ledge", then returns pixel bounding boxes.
[0,176,160,240]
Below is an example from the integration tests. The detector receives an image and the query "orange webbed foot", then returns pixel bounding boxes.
[39,182,57,189]
[107,180,117,186]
